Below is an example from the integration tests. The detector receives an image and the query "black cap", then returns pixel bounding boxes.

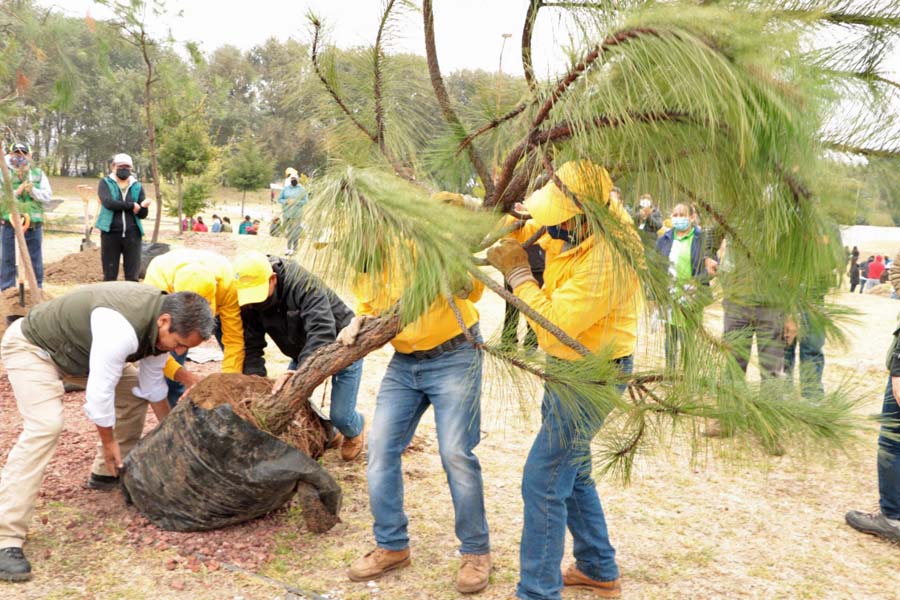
[9,142,30,154]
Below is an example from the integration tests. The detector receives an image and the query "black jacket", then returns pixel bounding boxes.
[97,178,148,235]
[241,257,355,376]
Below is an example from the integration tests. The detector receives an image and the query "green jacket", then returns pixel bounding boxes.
[0,166,46,224]
[96,177,145,235]
[21,282,166,376]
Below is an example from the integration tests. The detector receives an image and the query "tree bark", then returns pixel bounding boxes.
[140,29,163,244]
[176,172,183,235]
[253,313,401,435]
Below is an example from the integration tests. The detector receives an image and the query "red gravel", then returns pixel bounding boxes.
[0,359,313,571]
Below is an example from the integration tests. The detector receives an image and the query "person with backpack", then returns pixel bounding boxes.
[95,153,151,281]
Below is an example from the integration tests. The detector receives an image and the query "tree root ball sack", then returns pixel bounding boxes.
[121,374,342,533]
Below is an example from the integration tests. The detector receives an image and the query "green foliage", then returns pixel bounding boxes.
[302,0,900,479]
[224,138,271,192]
[158,120,213,178]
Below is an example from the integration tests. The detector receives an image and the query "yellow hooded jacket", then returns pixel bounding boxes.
[354,265,484,353]
[143,250,245,377]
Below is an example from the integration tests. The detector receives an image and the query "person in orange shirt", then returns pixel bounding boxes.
[488,160,640,600]
[342,245,492,594]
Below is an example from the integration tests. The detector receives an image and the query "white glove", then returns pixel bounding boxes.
[337,316,366,346]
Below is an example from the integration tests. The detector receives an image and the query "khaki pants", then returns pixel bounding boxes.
[0,319,147,549]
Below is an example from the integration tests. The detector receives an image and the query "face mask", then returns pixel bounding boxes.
[116,167,131,180]
[9,155,28,169]
[546,225,573,244]
[290,178,298,186]
[672,217,691,232]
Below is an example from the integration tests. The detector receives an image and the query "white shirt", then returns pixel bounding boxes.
[84,307,168,427]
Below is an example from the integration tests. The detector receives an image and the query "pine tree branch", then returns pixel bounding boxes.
[373,0,397,154]
[309,15,378,145]
[827,142,900,159]
[522,0,543,91]
[491,27,660,206]
[422,0,495,199]
[468,267,592,356]
[457,104,529,154]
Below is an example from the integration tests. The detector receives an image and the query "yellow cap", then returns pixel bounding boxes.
[523,160,613,227]
[232,251,274,306]
[285,167,299,178]
[172,264,218,314]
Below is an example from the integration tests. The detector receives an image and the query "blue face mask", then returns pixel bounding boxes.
[546,225,572,243]
[672,217,691,232]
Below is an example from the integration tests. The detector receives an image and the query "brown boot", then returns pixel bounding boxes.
[341,424,366,462]
[457,552,491,594]
[326,431,344,450]
[562,565,621,598]
[347,547,411,582]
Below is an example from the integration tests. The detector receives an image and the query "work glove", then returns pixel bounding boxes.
[487,239,536,290]
[337,316,367,346]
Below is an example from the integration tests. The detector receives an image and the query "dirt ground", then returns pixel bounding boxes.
[0,224,898,599]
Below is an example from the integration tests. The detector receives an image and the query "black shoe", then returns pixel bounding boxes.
[846,509,900,543]
[0,547,32,582]
[86,473,120,491]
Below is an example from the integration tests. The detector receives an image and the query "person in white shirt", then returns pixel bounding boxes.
[0,283,213,582]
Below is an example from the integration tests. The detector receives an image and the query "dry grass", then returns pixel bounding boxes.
[4,233,900,599]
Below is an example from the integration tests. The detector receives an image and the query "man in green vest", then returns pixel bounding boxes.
[96,153,151,281]
[0,284,214,582]
[0,142,52,290]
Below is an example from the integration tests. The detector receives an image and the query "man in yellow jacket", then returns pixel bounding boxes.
[342,253,492,594]
[143,249,245,406]
[487,160,639,600]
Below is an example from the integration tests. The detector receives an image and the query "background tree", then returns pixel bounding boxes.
[224,137,271,216]
[158,120,213,230]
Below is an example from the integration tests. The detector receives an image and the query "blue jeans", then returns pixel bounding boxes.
[879,377,900,520]
[0,224,42,291]
[166,318,223,406]
[286,357,365,439]
[783,312,825,398]
[367,340,489,554]
[517,355,633,600]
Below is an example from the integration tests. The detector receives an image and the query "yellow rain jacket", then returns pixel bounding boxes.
[143,250,245,377]
[510,203,640,361]
[355,268,484,354]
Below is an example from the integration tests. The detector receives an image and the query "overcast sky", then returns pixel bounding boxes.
[48,0,900,79]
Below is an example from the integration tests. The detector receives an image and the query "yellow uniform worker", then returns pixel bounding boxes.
[487,160,639,599]
[344,244,492,592]
[143,250,244,394]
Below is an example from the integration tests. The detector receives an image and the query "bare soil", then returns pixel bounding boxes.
[43,246,107,285]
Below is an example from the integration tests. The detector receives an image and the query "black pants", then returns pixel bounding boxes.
[101,229,142,281]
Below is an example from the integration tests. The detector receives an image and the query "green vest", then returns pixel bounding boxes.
[1,166,45,223]
[21,282,166,376]
[95,178,145,235]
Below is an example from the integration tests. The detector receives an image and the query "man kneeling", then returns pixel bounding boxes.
[0,283,213,581]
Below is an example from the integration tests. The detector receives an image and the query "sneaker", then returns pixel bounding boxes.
[86,473,120,491]
[341,424,366,462]
[457,552,491,594]
[0,547,32,582]
[348,547,411,582]
[845,509,900,543]
[562,565,621,598]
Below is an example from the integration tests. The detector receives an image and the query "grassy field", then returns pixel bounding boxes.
[2,223,900,599]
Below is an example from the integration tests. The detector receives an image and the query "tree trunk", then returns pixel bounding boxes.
[140,30,163,244]
[253,313,400,435]
[176,173,183,235]
[0,160,41,305]
[241,190,246,217]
